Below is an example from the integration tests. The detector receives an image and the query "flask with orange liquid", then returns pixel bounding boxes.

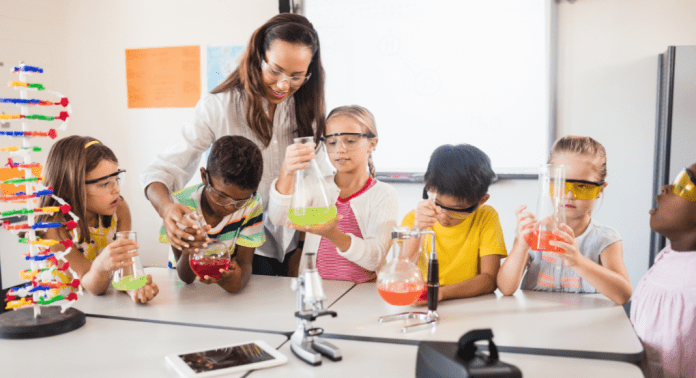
[376,228,425,306]
[524,164,567,252]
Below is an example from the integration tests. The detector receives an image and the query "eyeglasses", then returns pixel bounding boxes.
[422,188,477,220]
[320,133,375,153]
[205,172,255,209]
[550,179,604,200]
[85,169,125,194]
[672,168,696,202]
[261,60,311,89]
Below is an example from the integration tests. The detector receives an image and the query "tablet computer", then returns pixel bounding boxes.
[165,340,288,377]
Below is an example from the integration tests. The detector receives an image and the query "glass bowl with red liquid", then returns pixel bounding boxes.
[189,239,231,279]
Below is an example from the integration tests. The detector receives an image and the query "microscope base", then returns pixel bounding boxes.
[290,329,343,365]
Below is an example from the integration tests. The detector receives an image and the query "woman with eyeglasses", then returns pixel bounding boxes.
[140,14,331,277]
[497,136,632,305]
[39,136,159,303]
[268,105,399,283]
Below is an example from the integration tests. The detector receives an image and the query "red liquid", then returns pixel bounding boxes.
[524,230,565,253]
[377,282,424,306]
[190,258,230,279]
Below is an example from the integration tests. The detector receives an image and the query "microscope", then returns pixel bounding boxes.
[290,252,342,366]
[379,227,440,332]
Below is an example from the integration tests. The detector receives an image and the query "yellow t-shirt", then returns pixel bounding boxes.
[401,204,507,286]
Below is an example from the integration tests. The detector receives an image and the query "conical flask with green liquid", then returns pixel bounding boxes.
[288,137,337,227]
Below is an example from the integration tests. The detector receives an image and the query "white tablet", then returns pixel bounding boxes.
[165,340,288,377]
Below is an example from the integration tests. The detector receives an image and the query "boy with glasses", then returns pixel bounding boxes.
[401,144,507,303]
[159,136,265,293]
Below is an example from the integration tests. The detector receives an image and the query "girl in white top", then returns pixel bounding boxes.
[497,135,632,305]
[140,14,331,277]
[269,105,399,282]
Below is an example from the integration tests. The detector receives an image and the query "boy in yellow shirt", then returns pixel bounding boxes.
[402,144,507,302]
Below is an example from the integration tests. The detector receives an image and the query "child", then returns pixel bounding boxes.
[41,136,158,303]
[268,105,398,283]
[402,144,507,302]
[631,163,696,378]
[497,136,632,305]
[160,135,265,293]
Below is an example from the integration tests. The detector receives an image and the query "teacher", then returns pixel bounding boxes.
[140,13,331,276]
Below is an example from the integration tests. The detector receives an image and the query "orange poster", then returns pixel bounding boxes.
[126,45,201,108]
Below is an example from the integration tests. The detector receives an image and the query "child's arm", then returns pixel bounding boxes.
[551,224,632,305]
[497,205,535,296]
[275,141,315,195]
[403,200,442,264]
[439,254,502,300]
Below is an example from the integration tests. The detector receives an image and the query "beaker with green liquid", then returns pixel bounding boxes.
[289,137,337,227]
[112,231,148,291]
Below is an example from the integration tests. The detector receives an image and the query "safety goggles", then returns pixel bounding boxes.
[320,132,375,153]
[85,169,126,194]
[422,188,477,220]
[550,179,604,200]
[672,168,696,202]
[205,172,256,209]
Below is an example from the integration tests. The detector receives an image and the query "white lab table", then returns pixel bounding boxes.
[72,267,355,333]
[315,282,643,362]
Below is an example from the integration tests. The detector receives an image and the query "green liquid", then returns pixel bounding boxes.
[112,275,148,291]
[288,206,337,226]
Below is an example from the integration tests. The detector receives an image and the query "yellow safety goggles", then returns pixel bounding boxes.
[550,179,604,200]
[672,168,696,202]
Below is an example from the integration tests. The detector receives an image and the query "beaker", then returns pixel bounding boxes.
[112,231,148,291]
[376,236,425,306]
[525,164,567,253]
[288,137,337,227]
[186,212,231,279]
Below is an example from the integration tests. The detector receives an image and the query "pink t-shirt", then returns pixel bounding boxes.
[631,245,696,378]
[316,177,377,284]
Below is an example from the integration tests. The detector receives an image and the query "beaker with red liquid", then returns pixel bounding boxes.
[528,164,566,253]
[186,212,231,279]
[376,236,424,306]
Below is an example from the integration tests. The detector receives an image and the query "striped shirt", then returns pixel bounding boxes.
[160,184,265,268]
[316,177,377,283]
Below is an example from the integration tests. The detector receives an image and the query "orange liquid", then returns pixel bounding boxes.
[377,282,424,306]
[524,230,565,253]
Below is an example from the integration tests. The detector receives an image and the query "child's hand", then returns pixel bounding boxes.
[92,238,138,273]
[412,288,443,306]
[281,141,315,177]
[197,260,238,285]
[163,204,207,251]
[285,215,343,238]
[414,200,441,230]
[548,223,585,268]
[127,274,159,304]
[514,205,536,249]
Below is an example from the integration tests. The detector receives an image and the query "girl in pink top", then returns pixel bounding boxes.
[269,105,399,282]
[631,163,696,378]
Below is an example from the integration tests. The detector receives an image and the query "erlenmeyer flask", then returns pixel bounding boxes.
[377,237,425,306]
[112,231,147,291]
[185,212,231,279]
[525,164,567,252]
[289,137,337,226]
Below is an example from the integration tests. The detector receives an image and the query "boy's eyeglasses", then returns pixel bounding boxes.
[85,169,126,194]
[672,168,696,202]
[320,133,375,153]
[261,60,311,89]
[205,172,256,209]
[550,179,604,200]
[422,187,477,220]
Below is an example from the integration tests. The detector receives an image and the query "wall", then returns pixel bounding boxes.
[2,0,696,289]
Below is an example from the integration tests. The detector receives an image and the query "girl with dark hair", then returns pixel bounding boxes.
[41,136,159,303]
[141,14,331,276]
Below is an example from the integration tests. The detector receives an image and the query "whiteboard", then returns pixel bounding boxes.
[305,0,554,178]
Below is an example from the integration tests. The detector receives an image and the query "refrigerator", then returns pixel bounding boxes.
[651,45,696,266]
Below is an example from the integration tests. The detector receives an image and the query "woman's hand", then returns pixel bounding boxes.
[514,205,536,249]
[548,223,586,268]
[127,274,159,304]
[197,260,238,284]
[162,203,209,251]
[285,215,343,238]
[414,200,440,231]
[91,239,138,274]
